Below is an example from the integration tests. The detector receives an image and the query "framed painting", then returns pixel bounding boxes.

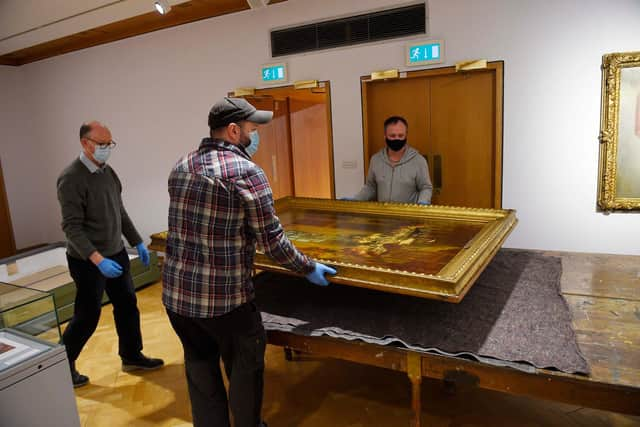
[257,198,516,302]
[598,51,640,210]
[150,198,517,302]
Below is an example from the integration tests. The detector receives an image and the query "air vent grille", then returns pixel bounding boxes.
[271,4,426,57]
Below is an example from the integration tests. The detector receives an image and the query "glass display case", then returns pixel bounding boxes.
[0,281,79,427]
[0,328,55,372]
[0,281,61,344]
[0,328,80,427]
[0,242,161,323]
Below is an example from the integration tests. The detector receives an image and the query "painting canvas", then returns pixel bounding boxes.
[279,210,485,275]
[0,340,15,354]
[598,51,640,209]
[615,67,640,197]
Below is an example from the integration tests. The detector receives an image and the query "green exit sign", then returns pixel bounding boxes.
[405,40,444,66]
[261,63,287,83]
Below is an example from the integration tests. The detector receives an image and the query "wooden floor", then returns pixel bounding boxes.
[70,257,640,427]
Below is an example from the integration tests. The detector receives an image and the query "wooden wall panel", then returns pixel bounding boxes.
[0,159,16,258]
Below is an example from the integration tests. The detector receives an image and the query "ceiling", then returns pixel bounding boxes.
[0,0,286,66]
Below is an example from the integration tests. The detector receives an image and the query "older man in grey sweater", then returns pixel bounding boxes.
[57,121,163,387]
[352,116,432,204]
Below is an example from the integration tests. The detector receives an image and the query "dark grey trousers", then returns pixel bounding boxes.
[63,249,142,363]
[167,302,266,427]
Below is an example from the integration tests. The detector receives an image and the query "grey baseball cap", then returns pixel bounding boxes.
[208,97,273,129]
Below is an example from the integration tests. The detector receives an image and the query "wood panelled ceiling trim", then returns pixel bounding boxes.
[0,0,287,66]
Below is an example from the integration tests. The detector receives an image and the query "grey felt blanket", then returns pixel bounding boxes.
[254,249,589,375]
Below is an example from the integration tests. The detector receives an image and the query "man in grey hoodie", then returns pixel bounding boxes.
[352,116,432,204]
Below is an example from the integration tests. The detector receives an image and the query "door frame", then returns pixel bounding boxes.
[229,82,336,198]
[0,158,16,256]
[360,61,504,208]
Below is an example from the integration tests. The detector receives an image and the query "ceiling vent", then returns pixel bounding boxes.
[271,3,426,57]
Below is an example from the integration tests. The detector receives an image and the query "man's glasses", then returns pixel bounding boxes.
[85,137,117,149]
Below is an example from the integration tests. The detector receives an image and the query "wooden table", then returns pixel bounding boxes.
[266,250,640,427]
[150,232,640,426]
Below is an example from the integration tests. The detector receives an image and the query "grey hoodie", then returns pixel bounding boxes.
[353,145,432,204]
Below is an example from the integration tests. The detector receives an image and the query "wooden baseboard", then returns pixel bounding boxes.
[15,243,50,254]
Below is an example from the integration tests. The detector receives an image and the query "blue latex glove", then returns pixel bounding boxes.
[136,243,150,267]
[97,258,123,278]
[305,262,337,286]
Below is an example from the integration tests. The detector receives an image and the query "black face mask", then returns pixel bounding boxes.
[385,138,407,152]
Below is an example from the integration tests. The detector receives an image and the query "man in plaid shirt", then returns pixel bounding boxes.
[163,97,336,427]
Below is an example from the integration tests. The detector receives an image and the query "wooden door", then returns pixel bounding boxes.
[363,78,429,172]
[244,96,294,200]
[241,84,335,200]
[271,99,294,198]
[429,71,496,207]
[289,88,333,198]
[0,159,16,258]
[361,63,503,208]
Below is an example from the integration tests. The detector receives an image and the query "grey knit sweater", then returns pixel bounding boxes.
[354,146,432,204]
[57,158,142,260]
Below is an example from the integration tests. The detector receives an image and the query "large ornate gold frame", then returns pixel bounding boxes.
[256,198,517,302]
[150,198,517,302]
[598,51,640,210]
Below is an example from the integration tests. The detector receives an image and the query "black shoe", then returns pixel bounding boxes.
[122,353,164,372]
[71,369,89,388]
[258,422,268,427]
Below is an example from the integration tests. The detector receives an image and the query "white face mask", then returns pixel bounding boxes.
[246,130,260,156]
[93,145,112,163]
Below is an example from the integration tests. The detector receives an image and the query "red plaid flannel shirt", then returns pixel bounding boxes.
[162,138,314,317]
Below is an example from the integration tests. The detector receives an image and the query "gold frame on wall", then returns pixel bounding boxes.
[598,51,640,210]
[150,198,517,303]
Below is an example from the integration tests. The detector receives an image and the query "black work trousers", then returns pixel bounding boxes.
[167,302,266,427]
[62,249,143,364]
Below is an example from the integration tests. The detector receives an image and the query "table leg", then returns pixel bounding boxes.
[284,347,294,361]
[407,353,423,427]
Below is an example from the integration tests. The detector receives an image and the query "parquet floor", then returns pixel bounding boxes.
[70,282,640,427]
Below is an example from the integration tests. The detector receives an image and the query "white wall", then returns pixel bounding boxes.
[1,0,639,254]
[0,65,45,248]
